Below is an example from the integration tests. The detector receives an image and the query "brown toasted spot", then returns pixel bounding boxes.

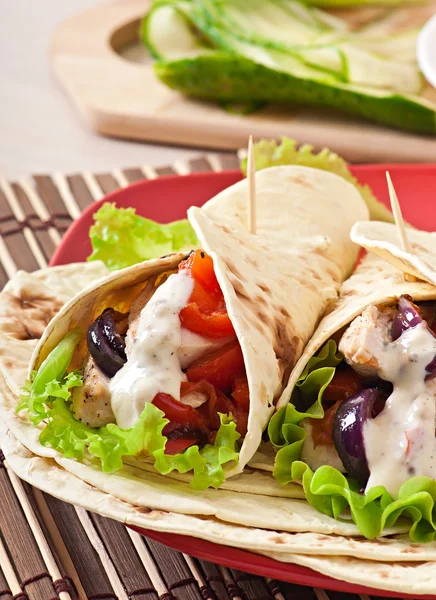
[247,314,264,334]
[247,255,258,267]
[259,382,268,405]
[279,307,290,318]
[232,279,250,301]
[379,571,390,579]
[271,535,286,544]
[342,288,358,299]
[4,361,13,369]
[308,268,322,282]
[0,292,62,341]
[256,295,267,307]
[273,322,299,365]
[219,224,231,234]
[316,535,329,541]
[257,311,267,323]
[225,259,243,280]
[400,547,419,554]
[259,283,270,293]
[135,506,152,515]
[291,176,315,190]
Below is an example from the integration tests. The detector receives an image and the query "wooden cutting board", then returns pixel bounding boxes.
[50,0,436,163]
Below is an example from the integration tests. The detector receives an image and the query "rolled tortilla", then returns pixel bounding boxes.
[4,166,368,482]
[0,261,108,396]
[351,220,436,286]
[277,252,436,412]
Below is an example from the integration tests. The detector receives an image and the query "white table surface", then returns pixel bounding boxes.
[0,0,214,179]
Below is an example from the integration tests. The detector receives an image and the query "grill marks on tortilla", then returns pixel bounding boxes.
[224,259,243,281]
[223,246,300,380]
[0,290,62,341]
[289,174,315,190]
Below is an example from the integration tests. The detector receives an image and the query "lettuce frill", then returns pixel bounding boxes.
[269,340,436,542]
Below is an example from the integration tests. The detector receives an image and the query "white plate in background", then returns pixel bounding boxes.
[417,14,436,88]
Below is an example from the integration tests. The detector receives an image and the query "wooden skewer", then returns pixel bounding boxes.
[247,135,256,234]
[386,171,417,282]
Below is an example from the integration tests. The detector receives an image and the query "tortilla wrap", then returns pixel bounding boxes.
[16,166,367,480]
[1,178,436,594]
[0,261,108,397]
[3,431,436,596]
[277,251,436,410]
[202,165,366,280]
[351,220,436,286]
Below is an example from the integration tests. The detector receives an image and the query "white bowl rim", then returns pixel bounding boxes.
[417,13,436,89]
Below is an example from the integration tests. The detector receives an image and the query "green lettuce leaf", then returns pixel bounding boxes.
[268,339,342,485]
[88,202,198,271]
[18,330,240,489]
[17,329,83,424]
[290,461,436,543]
[269,339,436,542]
[240,137,394,223]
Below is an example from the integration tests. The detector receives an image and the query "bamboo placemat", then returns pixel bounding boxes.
[0,153,392,600]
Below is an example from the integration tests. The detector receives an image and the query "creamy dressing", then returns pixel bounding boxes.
[110,271,194,429]
[364,323,436,495]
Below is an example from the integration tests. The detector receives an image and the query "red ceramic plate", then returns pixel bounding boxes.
[51,164,436,599]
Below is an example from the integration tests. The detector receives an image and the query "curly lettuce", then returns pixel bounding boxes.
[269,339,342,484]
[240,137,394,223]
[270,340,436,542]
[88,202,198,271]
[18,330,240,490]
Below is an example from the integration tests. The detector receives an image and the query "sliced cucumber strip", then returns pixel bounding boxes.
[155,53,436,133]
[142,0,435,134]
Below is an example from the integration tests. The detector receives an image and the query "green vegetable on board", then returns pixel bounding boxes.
[142,0,435,134]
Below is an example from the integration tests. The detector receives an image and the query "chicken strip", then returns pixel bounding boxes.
[339,305,396,379]
[72,357,115,427]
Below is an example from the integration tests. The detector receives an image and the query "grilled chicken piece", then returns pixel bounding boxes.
[72,357,115,427]
[339,305,396,379]
[125,279,156,357]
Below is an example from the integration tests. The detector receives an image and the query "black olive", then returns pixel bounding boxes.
[87,309,127,377]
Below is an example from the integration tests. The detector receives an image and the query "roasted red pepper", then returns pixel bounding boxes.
[186,342,245,392]
[322,366,364,403]
[179,250,235,338]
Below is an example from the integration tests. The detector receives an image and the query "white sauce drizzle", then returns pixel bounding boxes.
[110,271,194,429]
[364,323,436,495]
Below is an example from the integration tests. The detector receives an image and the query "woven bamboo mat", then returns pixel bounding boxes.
[0,153,391,600]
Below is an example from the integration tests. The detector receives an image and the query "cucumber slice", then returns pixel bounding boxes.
[155,53,436,134]
[142,0,435,134]
[340,44,422,93]
[143,1,210,60]
[188,0,422,94]
[296,46,346,77]
[197,0,331,47]
[352,30,419,62]
[300,0,426,7]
